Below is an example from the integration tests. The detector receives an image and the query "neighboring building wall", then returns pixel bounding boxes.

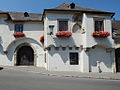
[114,38,120,72]
[114,38,120,48]
[0,16,45,67]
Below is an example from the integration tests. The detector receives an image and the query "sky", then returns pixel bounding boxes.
[0,0,120,20]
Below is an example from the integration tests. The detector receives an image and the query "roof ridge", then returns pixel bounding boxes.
[47,3,114,15]
[8,11,42,15]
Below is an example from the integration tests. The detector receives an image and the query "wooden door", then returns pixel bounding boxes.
[115,48,120,72]
[16,46,34,66]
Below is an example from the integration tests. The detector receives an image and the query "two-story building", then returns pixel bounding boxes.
[0,3,118,72]
[112,20,120,72]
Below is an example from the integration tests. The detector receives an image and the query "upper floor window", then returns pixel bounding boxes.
[15,24,23,32]
[59,21,68,31]
[94,18,104,31]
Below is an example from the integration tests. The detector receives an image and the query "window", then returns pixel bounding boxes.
[94,18,104,31]
[15,24,23,32]
[70,52,79,65]
[59,21,68,31]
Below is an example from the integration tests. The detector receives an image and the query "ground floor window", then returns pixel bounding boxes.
[69,52,79,65]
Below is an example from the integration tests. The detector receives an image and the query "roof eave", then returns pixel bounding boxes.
[11,20,42,22]
[44,9,115,15]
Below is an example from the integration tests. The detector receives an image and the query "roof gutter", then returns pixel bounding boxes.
[0,12,9,15]
[44,9,115,15]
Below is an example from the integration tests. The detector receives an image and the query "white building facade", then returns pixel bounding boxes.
[0,3,117,72]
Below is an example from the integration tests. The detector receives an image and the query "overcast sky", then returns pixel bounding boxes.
[0,0,119,20]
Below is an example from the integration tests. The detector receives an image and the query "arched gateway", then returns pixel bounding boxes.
[16,46,34,66]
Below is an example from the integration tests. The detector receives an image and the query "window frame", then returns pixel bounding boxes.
[14,24,23,33]
[69,52,79,65]
[94,18,104,31]
[58,19,68,31]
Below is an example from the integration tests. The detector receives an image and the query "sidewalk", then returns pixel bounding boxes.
[2,66,120,80]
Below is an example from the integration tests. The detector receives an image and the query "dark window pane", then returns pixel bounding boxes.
[95,21,98,31]
[95,20,104,31]
[59,21,63,31]
[15,24,23,32]
[16,25,19,32]
[59,21,68,31]
[19,24,23,32]
[70,52,79,65]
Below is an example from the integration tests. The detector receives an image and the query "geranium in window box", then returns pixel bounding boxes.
[13,32,25,37]
[91,31,110,38]
[56,31,72,38]
[40,35,44,43]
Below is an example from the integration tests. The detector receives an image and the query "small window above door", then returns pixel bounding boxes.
[15,24,23,32]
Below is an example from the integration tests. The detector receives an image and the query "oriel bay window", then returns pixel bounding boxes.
[15,24,23,32]
[94,18,104,31]
[59,20,68,31]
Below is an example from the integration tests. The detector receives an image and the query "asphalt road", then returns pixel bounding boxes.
[0,69,120,90]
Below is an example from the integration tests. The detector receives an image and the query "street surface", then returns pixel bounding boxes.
[0,68,120,90]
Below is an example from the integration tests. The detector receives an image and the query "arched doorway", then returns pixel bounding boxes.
[16,46,34,66]
[115,48,120,72]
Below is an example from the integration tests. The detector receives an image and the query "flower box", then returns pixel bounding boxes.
[40,35,44,43]
[13,32,25,37]
[56,31,72,38]
[91,31,110,38]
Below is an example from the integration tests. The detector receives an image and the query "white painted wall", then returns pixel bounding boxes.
[47,47,81,71]
[80,49,89,72]
[0,16,45,67]
[44,12,115,72]
[89,46,114,72]
[44,13,84,47]
[45,13,114,48]
[0,11,115,72]
[85,14,114,48]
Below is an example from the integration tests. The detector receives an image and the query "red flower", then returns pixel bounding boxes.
[56,31,72,38]
[91,31,110,38]
[40,35,44,43]
[13,32,25,37]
